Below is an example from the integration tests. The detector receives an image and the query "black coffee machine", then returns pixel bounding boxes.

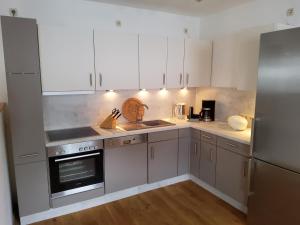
[200,100,215,122]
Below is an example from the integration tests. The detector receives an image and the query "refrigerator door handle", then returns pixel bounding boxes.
[248,159,256,197]
[251,117,260,154]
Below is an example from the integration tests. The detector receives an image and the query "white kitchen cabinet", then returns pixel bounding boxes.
[216,147,250,204]
[184,39,212,88]
[39,26,95,93]
[211,35,238,89]
[139,35,167,90]
[211,25,277,91]
[94,32,139,90]
[166,38,185,89]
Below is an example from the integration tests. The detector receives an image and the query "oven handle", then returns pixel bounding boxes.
[54,152,100,162]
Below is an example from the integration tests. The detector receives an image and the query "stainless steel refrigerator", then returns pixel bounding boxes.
[248,28,300,225]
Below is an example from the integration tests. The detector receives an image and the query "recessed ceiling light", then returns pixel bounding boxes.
[195,0,203,2]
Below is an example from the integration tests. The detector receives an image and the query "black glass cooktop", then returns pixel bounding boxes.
[47,127,99,142]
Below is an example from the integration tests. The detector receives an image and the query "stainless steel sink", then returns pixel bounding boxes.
[142,120,175,127]
[119,120,175,131]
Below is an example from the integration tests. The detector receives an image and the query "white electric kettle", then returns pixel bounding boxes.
[174,103,186,120]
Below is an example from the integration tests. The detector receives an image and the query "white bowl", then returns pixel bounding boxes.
[228,115,248,131]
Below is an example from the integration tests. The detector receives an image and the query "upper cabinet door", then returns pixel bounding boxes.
[184,39,212,88]
[139,35,167,90]
[211,35,238,89]
[211,26,274,91]
[39,26,95,92]
[167,38,185,89]
[94,32,139,91]
[1,17,40,74]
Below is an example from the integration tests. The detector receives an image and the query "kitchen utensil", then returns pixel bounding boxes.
[100,108,121,129]
[174,103,186,120]
[112,110,120,118]
[122,98,145,122]
[100,116,117,129]
[116,113,122,119]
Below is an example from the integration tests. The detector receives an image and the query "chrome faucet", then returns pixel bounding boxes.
[136,104,149,122]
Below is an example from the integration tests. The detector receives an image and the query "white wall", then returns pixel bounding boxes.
[0,112,13,225]
[0,0,201,102]
[199,0,300,39]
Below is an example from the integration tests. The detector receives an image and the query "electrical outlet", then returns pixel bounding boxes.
[287,8,295,17]
[116,20,122,27]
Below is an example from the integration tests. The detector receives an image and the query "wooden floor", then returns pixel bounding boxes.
[32,181,246,225]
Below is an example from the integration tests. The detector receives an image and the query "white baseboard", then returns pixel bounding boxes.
[20,175,189,225]
[21,174,247,225]
[190,175,248,213]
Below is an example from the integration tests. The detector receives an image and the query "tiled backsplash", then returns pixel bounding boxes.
[195,87,256,121]
[43,88,196,130]
[43,87,256,130]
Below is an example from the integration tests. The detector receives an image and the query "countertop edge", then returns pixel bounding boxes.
[45,122,251,147]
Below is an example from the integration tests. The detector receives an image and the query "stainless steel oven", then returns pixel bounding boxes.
[47,140,104,199]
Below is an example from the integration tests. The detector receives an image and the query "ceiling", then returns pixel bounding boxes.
[87,0,254,17]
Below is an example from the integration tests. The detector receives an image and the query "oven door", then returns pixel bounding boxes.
[49,150,104,198]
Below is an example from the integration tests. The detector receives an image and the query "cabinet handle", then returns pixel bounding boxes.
[89,73,93,86]
[163,73,166,86]
[55,152,100,162]
[179,73,183,85]
[194,143,197,155]
[202,134,212,139]
[19,153,39,158]
[7,72,36,75]
[186,73,189,86]
[243,161,248,177]
[99,73,102,87]
[210,149,213,161]
[248,159,255,197]
[226,142,236,148]
[150,146,155,160]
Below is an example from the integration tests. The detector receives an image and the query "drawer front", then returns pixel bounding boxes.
[179,128,191,138]
[217,137,250,157]
[191,128,201,139]
[148,129,179,143]
[201,131,217,145]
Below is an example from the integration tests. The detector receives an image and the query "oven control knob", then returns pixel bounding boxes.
[79,147,83,152]
[89,146,94,150]
[84,147,88,151]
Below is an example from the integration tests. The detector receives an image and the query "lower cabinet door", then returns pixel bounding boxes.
[216,147,249,204]
[15,161,50,216]
[105,143,147,193]
[190,138,200,178]
[178,137,190,175]
[148,139,178,183]
[199,142,216,186]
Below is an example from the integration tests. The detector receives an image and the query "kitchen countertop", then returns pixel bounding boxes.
[45,119,252,147]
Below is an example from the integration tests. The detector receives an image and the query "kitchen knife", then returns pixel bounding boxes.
[112,109,120,118]
[116,113,122,119]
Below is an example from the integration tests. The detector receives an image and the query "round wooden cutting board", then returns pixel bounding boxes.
[122,98,145,122]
